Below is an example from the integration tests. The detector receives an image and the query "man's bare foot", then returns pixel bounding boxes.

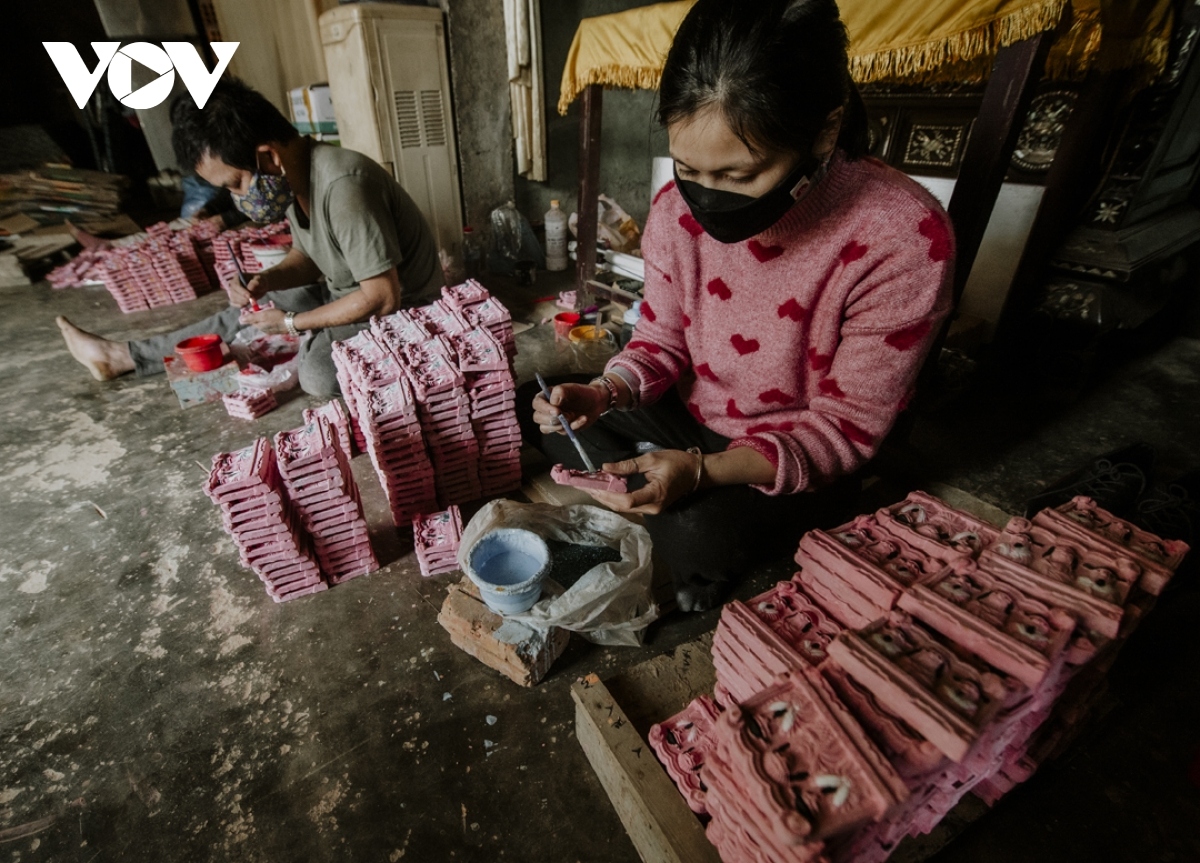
[56,317,135,381]
[65,220,112,252]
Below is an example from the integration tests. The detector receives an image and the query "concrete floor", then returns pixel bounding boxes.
[2,271,1198,862]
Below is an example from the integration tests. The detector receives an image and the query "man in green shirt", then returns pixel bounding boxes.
[57,78,443,397]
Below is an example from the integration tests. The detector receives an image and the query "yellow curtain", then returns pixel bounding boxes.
[557,0,1175,115]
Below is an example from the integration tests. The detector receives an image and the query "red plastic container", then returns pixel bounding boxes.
[175,334,225,372]
[553,312,580,340]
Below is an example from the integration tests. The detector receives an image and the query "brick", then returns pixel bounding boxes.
[437,578,569,687]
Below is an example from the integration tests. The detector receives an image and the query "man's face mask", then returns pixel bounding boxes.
[231,170,294,223]
[674,153,828,244]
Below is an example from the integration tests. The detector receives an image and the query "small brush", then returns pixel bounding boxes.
[536,372,598,474]
[225,240,259,312]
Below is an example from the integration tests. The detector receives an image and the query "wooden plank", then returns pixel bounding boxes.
[605,633,715,732]
[575,84,603,292]
[572,672,721,863]
[528,0,547,182]
[923,481,1014,528]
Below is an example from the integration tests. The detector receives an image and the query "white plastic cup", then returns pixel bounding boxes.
[248,245,288,269]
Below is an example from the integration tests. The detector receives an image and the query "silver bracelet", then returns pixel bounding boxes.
[686,446,705,494]
[284,311,301,338]
[589,375,620,414]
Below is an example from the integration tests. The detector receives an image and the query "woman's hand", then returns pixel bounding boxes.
[241,308,287,335]
[532,382,609,435]
[586,450,699,515]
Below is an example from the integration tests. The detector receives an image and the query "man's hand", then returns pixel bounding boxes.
[241,308,287,335]
[585,450,698,515]
[532,382,609,435]
[227,272,269,308]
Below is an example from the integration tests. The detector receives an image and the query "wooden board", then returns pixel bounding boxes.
[571,635,720,863]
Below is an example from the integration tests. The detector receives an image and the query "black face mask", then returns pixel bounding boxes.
[675,154,827,244]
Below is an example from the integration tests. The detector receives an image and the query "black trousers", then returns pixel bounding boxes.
[516,376,857,593]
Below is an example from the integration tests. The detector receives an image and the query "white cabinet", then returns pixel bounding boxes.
[320,3,465,260]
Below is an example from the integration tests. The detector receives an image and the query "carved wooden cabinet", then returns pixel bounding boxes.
[1039,1,1200,337]
[863,0,1200,370]
[862,85,1079,184]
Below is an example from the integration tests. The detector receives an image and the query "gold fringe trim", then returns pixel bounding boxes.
[849,0,1067,84]
[558,65,664,116]
[558,0,1173,112]
[1044,3,1171,88]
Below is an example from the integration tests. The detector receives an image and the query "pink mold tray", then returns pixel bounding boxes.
[827,611,1020,763]
[1038,496,1189,595]
[898,559,1076,688]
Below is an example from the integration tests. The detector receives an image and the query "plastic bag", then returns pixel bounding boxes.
[236,357,299,393]
[568,194,642,254]
[457,499,659,647]
[229,325,300,368]
[487,200,546,274]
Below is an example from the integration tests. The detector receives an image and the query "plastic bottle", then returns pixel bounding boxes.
[491,201,523,262]
[544,199,568,271]
[462,226,482,280]
[620,299,643,347]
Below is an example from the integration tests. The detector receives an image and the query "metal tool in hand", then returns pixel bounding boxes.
[225,240,259,312]
[536,372,598,474]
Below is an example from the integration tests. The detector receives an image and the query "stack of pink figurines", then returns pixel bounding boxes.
[412,506,465,577]
[223,387,278,420]
[204,438,326,602]
[211,222,291,289]
[361,376,439,524]
[325,283,521,524]
[274,418,378,584]
[331,330,438,524]
[455,327,522,496]
[445,280,517,359]
[47,218,290,312]
[412,297,471,340]
[303,399,354,459]
[402,337,482,506]
[649,491,1190,863]
[465,298,517,360]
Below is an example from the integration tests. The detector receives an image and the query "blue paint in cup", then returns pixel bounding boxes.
[466,528,551,615]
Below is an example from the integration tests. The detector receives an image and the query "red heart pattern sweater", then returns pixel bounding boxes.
[607,152,954,495]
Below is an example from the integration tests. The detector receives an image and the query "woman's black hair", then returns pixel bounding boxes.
[170,77,298,172]
[658,0,869,160]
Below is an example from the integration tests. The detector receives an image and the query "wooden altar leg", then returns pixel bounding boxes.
[890,33,1052,441]
[576,83,603,292]
[946,32,1054,303]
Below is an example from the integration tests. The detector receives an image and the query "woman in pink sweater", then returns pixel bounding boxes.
[525,0,954,611]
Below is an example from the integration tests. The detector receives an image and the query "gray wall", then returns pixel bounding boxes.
[519,0,669,227]
[439,0,517,235]
[440,0,669,239]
